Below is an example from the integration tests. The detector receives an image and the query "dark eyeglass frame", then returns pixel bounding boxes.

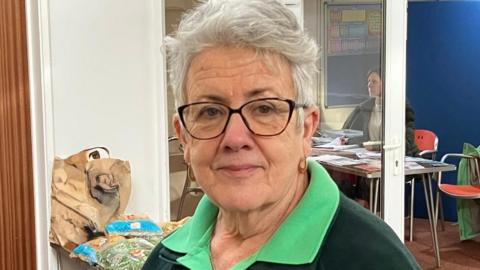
[177,97,307,140]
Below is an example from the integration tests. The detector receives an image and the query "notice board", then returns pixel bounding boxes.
[324,3,382,107]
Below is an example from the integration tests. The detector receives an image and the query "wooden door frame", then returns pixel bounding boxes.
[1,0,37,269]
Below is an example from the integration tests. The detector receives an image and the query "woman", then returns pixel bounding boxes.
[341,69,419,208]
[342,69,419,156]
[143,1,419,269]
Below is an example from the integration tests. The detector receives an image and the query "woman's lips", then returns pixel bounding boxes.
[216,164,261,177]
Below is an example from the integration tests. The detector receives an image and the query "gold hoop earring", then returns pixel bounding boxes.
[187,165,196,182]
[298,157,307,174]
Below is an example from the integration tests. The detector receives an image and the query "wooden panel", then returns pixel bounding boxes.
[0,0,37,269]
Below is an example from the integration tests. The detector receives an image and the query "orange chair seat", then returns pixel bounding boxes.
[439,184,480,199]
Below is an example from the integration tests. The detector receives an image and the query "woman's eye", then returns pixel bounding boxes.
[198,106,223,118]
[255,105,275,114]
[206,108,219,116]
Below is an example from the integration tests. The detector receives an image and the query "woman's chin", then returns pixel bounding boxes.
[211,189,270,213]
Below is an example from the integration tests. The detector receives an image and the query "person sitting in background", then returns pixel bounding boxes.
[340,68,419,208]
[143,1,420,269]
[342,68,419,156]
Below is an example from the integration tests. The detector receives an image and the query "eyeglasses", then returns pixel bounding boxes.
[177,97,306,140]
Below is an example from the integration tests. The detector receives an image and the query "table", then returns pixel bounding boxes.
[312,149,456,267]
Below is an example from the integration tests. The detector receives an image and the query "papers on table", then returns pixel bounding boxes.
[311,136,334,145]
[312,137,359,151]
[310,154,343,162]
[310,144,451,172]
[313,136,340,147]
[356,151,381,159]
[405,161,425,170]
[322,129,363,139]
[342,147,369,154]
[405,156,429,162]
[405,156,450,167]
[310,154,381,172]
[310,155,367,166]
[319,144,361,151]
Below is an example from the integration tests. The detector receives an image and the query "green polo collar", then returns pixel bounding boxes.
[162,159,340,268]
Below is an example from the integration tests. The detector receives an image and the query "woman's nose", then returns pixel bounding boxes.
[220,113,254,151]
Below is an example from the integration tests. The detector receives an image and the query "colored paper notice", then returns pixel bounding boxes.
[342,10,366,22]
[330,10,342,23]
[367,10,382,35]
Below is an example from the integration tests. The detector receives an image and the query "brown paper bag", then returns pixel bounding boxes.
[49,147,131,250]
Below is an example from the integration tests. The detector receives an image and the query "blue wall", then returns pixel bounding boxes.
[407,2,480,220]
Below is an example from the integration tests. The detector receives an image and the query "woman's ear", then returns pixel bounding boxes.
[302,107,320,156]
[173,114,190,163]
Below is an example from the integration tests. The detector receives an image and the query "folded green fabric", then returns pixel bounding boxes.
[457,143,480,241]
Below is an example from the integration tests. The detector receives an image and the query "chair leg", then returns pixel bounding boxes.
[369,179,374,213]
[438,196,445,231]
[434,189,440,232]
[409,178,415,242]
[434,189,446,231]
[432,175,446,231]
[423,174,441,267]
[176,175,191,221]
[374,178,379,215]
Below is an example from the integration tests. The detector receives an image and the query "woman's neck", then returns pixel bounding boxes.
[217,172,308,236]
[209,172,309,269]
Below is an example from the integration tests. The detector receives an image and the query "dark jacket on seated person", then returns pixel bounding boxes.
[342,97,420,156]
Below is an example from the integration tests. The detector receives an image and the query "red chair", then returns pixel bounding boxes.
[435,153,480,211]
[407,129,439,242]
[427,153,480,266]
[415,129,438,159]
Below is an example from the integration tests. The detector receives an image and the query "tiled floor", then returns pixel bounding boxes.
[406,218,480,269]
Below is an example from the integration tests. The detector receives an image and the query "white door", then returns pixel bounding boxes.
[382,0,408,239]
[304,0,407,239]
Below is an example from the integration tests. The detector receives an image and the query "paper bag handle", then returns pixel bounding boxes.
[84,146,110,160]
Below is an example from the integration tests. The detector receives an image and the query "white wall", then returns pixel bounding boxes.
[27,0,169,269]
[48,0,168,221]
[282,0,304,27]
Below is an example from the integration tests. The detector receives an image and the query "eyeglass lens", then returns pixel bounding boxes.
[181,99,293,139]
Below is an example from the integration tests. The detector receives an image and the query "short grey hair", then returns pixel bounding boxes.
[166,0,319,114]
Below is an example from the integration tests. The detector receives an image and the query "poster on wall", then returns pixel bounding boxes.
[324,3,382,107]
